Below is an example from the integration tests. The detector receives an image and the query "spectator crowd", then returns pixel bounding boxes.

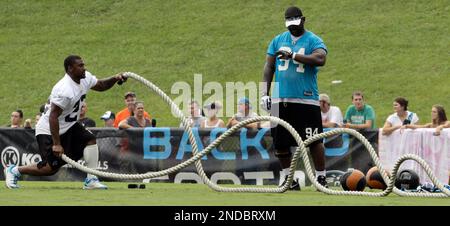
[3,90,450,136]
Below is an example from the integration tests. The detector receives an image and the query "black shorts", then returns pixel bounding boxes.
[36,122,96,170]
[271,102,323,157]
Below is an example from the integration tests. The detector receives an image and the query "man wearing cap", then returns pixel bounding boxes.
[260,6,328,189]
[101,111,115,127]
[320,93,343,128]
[227,97,259,129]
[113,91,151,128]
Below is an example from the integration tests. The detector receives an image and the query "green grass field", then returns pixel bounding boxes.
[0,0,449,207]
[1,181,448,206]
[0,0,449,127]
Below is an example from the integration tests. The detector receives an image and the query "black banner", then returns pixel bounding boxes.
[0,127,378,186]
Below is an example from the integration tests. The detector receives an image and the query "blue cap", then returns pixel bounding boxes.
[238,97,250,105]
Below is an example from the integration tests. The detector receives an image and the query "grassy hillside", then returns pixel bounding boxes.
[0,0,449,127]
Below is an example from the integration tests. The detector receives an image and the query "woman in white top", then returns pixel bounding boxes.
[382,97,419,135]
[404,104,449,136]
[201,101,225,128]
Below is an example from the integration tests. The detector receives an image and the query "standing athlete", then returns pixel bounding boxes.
[4,55,127,189]
[261,6,328,190]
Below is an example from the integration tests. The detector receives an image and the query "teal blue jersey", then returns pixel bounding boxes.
[267,31,327,102]
[344,104,376,129]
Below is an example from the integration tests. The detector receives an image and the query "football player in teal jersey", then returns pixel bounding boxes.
[261,6,328,190]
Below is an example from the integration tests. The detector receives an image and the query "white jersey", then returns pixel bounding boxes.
[36,72,98,135]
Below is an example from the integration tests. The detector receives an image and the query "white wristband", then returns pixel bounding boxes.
[292,52,296,60]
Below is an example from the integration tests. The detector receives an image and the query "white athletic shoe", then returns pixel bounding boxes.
[83,177,108,190]
[4,165,20,189]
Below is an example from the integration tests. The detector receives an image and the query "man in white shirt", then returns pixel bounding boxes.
[4,55,127,189]
[319,93,343,128]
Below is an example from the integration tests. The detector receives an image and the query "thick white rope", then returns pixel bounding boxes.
[303,129,449,197]
[61,72,449,197]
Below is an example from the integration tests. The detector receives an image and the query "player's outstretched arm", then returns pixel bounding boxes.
[91,73,127,91]
[292,48,327,66]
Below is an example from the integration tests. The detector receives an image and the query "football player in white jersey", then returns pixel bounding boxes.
[4,55,127,189]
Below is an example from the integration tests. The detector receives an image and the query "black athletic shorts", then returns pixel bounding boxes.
[271,102,323,157]
[36,122,96,170]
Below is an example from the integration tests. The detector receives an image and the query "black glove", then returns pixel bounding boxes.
[275,50,293,60]
[117,73,128,85]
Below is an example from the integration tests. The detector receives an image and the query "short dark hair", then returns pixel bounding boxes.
[394,97,408,111]
[352,91,364,100]
[64,55,82,72]
[15,109,23,118]
[124,91,136,99]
